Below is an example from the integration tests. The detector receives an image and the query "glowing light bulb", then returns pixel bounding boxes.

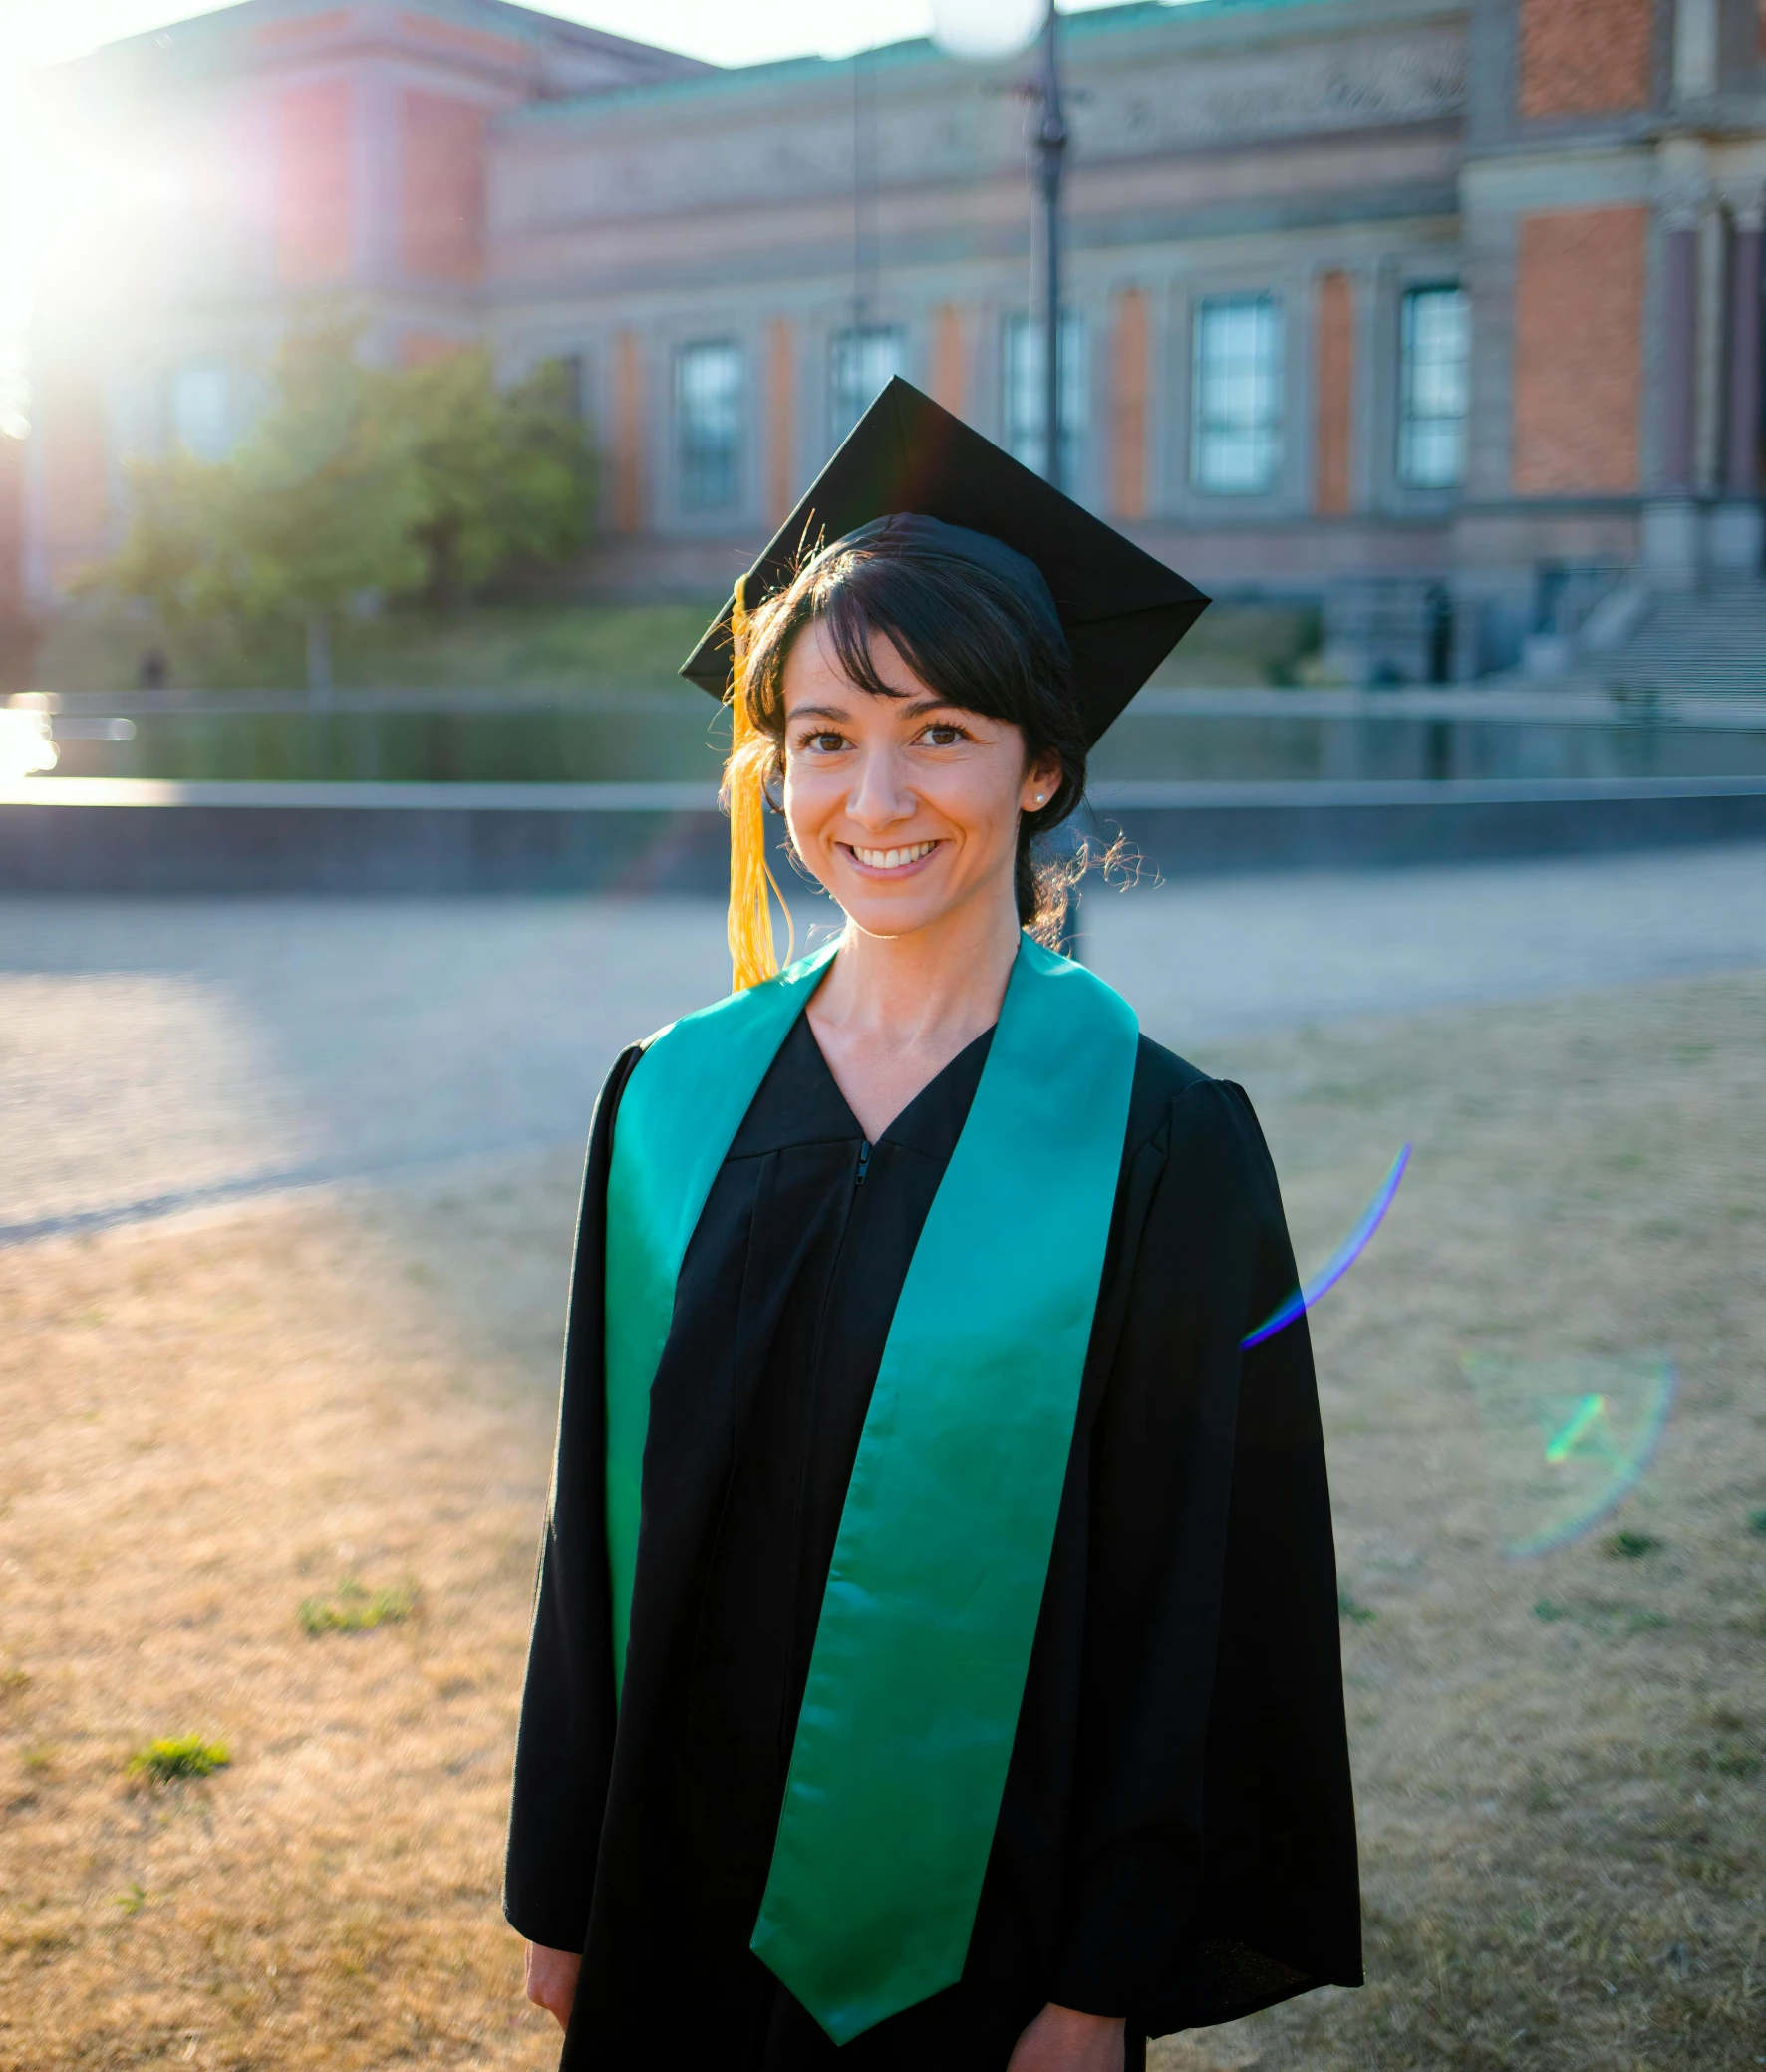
[931,0,1046,61]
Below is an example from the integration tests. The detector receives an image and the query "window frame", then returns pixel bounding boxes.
[1396,282,1469,493]
[1189,291,1285,497]
[166,359,237,462]
[1002,309,1089,494]
[673,337,745,518]
[829,323,908,448]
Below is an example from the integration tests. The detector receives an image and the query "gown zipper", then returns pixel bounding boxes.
[855,1139,872,1186]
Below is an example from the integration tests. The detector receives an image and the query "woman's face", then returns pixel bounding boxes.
[779,618,1061,942]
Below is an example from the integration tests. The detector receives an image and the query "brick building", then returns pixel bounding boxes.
[20,0,1766,679]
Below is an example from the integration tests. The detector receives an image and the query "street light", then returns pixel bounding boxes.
[933,0,1067,492]
[1029,0,1066,493]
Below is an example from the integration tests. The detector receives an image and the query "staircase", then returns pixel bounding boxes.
[1528,578,1766,702]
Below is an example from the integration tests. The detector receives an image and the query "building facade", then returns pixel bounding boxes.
[22,0,1766,678]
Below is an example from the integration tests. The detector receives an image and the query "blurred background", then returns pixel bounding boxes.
[0,1,1762,2069]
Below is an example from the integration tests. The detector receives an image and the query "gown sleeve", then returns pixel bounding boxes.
[503,1044,644,1953]
[1048,1076,1362,2033]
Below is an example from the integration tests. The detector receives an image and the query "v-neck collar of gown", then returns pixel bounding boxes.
[728,1013,997,1166]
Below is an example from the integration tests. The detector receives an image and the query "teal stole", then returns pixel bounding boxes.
[603,934,1138,2043]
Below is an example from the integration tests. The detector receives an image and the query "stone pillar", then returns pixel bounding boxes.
[1712,192,1764,572]
[1659,223,1699,493]
[1642,196,1704,583]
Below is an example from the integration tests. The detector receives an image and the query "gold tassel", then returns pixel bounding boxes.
[725,576,792,991]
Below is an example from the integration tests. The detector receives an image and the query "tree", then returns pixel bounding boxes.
[218,320,429,695]
[395,349,594,608]
[78,319,594,696]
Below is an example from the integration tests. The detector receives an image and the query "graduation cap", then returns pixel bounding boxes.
[680,377,1207,747]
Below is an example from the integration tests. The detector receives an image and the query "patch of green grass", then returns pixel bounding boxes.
[1747,1507,1766,1536]
[113,1882,147,1917]
[298,1575,418,1637]
[1534,1597,1669,1635]
[126,1735,230,1784]
[1337,1588,1378,1625]
[1607,1529,1662,1559]
[37,600,727,696]
[1146,602,1323,688]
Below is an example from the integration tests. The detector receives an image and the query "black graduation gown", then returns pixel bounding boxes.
[505,1017,1360,2069]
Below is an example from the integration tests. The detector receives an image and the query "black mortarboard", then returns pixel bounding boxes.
[679,378,1207,746]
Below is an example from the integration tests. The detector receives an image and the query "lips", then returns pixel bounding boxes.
[849,841,939,871]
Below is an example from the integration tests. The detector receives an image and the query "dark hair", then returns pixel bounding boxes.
[738,530,1088,944]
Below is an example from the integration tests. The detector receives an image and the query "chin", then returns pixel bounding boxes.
[835,896,945,940]
[825,874,951,939]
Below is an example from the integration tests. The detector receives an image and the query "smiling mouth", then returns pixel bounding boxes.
[846,840,940,873]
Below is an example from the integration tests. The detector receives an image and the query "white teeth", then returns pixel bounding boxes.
[853,841,935,870]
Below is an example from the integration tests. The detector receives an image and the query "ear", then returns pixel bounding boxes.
[1020,751,1063,813]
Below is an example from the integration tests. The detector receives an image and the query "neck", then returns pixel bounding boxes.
[815,879,1024,1052]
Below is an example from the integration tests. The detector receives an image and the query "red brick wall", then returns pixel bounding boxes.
[401,92,485,284]
[930,305,966,418]
[1110,288,1149,520]
[1519,0,1652,117]
[1314,270,1354,515]
[276,78,352,284]
[1511,206,1646,494]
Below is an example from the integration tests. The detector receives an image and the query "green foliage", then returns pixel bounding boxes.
[1748,1507,1766,1536]
[1337,1588,1377,1624]
[298,1575,418,1636]
[220,319,429,624]
[113,1881,147,1916]
[37,597,721,697]
[399,350,594,606]
[1606,1529,1662,1559]
[75,316,594,688]
[127,1734,230,1784]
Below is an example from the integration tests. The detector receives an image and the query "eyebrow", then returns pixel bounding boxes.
[788,695,968,725]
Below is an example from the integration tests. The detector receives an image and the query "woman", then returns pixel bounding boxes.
[505,385,1359,2071]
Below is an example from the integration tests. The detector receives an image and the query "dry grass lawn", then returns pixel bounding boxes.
[2,969,1762,2071]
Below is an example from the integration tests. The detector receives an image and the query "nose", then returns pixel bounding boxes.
[842,740,918,833]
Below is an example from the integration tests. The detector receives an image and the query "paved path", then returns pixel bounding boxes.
[4,842,1763,1241]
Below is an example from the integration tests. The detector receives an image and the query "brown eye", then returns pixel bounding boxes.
[923,724,963,746]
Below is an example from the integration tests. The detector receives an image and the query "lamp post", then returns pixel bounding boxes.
[1029,0,1066,492]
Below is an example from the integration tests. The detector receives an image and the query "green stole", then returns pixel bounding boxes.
[603,934,1138,2043]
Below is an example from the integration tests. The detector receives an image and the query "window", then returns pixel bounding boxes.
[553,352,586,420]
[675,340,743,513]
[1003,312,1087,490]
[1398,284,1469,489]
[830,325,906,445]
[1191,294,1283,493]
[168,361,234,461]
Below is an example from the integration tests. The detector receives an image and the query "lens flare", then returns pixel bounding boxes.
[1242,1143,1410,1350]
[1462,1354,1676,1557]
[0,709,58,780]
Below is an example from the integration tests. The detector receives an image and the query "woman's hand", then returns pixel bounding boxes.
[523,1941,581,2031]
[1007,2001,1126,2071]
